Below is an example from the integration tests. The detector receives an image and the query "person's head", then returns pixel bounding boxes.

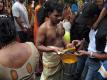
[0,16,16,48]
[18,0,25,3]
[0,0,4,12]
[63,4,71,20]
[39,0,44,5]
[45,1,64,25]
[95,0,104,9]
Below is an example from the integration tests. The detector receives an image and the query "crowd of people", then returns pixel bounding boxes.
[0,0,107,80]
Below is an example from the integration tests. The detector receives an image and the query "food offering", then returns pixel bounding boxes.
[59,47,80,64]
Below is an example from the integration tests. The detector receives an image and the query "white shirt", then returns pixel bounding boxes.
[12,1,30,31]
[104,37,107,53]
[62,20,71,32]
[88,29,97,52]
[88,29,107,53]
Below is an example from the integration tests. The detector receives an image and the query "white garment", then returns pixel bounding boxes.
[104,36,107,53]
[88,29,107,53]
[62,20,71,32]
[88,29,97,52]
[61,20,71,42]
[12,1,30,31]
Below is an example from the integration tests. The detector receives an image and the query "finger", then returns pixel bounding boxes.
[74,52,78,55]
[76,43,81,47]
[58,49,63,52]
[78,50,83,53]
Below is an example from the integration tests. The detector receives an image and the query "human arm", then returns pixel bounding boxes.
[12,6,27,31]
[15,17,28,31]
[78,50,107,59]
[92,7,107,30]
[66,38,84,49]
[79,38,107,59]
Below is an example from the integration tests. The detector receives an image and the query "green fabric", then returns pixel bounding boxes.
[64,31,70,43]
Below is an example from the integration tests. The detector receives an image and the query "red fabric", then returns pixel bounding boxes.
[34,4,43,76]
[34,5,41,44]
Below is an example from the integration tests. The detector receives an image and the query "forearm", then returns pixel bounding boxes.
[79,50,107,59]
[15,17,24,30]
[95,7,107,24]
[37,45,54,52]
[92,52,107,59]
[87,51,107,59]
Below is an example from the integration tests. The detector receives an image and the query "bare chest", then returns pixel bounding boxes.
[45,27,65,47]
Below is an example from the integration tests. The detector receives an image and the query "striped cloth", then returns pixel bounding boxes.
[97,61,107,80]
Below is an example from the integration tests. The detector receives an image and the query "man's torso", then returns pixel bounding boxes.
[43,22,65,48]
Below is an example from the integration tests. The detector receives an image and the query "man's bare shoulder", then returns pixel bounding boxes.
[39,22,47,30]
[38,21,49,35]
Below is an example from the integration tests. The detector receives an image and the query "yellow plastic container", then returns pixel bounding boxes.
[61,47,78,64]
[62,54,78,64]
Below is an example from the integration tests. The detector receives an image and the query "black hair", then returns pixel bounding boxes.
[0,16,16,48]
[44,0,64,17]
[37,1,64,26]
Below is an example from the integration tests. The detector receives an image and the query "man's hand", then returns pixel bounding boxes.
[23,26,33,36]
[78,50,90,56]
[22,27,27,32]
[66,40,81,49]
[71,40,81,48]
[66,43,73,48]
[49,46,63,54]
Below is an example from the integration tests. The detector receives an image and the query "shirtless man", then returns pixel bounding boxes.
[36,1,64,80]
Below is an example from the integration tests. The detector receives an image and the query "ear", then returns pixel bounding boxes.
[48,12,51,16]
[48,12,52,17]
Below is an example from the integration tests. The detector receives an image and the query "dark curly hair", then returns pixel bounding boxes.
[0,16,16,48]
[38,0,64,25]
[44,0,64,17]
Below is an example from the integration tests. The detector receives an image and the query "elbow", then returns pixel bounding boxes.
[36,44,43,52]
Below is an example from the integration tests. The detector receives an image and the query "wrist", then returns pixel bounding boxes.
[47,46,56,52]
[89,52,95,58]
